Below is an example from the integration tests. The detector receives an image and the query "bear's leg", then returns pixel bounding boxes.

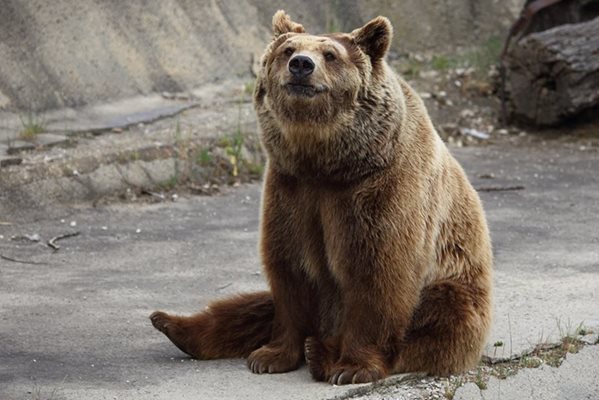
[313,264,412,384]
[246,267,319,374]
[302,272,397,385]
[304,336,342,382]
[150,291,274,359]
[393,280,491,376]
[306,281,490,382]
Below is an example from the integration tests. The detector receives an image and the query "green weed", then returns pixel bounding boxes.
[243,81,255,96]
[474,368,487,390]
[429,36,502,77]
[431,55,456,71]
[196,148,213,167]
[466,36,502,74]
[18,113,45,139]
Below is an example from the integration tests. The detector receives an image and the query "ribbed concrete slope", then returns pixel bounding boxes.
[0,0,522,113]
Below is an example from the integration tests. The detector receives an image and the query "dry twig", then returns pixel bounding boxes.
[47,231,80,251]
[475,185,525,192]
[0,254,47,265]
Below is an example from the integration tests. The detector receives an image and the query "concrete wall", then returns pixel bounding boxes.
[0,0,524,113]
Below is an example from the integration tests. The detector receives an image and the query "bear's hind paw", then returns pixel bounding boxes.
[149,311,196,357]
[150,311,171,334]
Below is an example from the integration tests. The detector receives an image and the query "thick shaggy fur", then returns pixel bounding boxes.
[151,11,493,385]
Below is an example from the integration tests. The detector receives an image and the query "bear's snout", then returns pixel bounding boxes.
[289,55,315,78]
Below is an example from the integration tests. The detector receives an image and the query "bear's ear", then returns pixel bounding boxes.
[272,10,305,37]
[351,17,393,61]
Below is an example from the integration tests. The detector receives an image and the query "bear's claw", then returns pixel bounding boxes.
[247,344,301,374]
[327,364,385,385]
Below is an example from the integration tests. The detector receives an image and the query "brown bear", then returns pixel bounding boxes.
[150,10,493,385]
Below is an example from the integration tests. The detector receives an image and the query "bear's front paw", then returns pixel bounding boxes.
[247,344,301,374]
[327,363,386,385]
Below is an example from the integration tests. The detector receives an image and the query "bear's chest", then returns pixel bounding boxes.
[274,179,356,282]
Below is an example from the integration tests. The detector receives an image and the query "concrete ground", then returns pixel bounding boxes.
[1,139,598,399]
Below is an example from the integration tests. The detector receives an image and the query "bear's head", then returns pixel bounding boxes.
[255,11,404,182]
[256,10,394,126]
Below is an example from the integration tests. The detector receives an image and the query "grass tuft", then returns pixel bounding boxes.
[18,113,45,140]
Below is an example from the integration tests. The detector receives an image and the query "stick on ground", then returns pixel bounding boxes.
[475,185,525,192]
[47,231,81,251]
[0,254,48,265]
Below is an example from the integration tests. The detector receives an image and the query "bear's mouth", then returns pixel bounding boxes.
[285,82,327,98]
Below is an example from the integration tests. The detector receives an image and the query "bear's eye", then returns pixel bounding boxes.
[284,48,295,57]
[324,51,336,62]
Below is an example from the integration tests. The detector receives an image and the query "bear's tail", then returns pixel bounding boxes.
[150,291,274,359]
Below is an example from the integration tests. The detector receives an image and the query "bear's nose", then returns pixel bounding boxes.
[288,55,315,78]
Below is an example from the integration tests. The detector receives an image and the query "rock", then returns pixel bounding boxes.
[10,233,41,243]
[0,155,23,167]
[0,143,23,167]
[460,109,475,119]
[413,53,426,63]
[488,65,499,79]
[460,128,490,140]
[419,70,439,80]
[175,93,191,101]
[455,67,475,78]
[579,333,598,345]
[463,79,493,96]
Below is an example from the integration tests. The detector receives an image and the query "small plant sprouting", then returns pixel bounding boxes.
[427,36,502,78]
[474,368,487,390]
[492,340,504,357]
[18,112,46,140]
[243,81,255,96]
[444,376,463,400]
[575,322,590,337]
[222,96,247,177]
[196,148,213,167]
[173,119,182,179]
[162,175,179,191]
[466,36,502,75]
[431,55,455,71]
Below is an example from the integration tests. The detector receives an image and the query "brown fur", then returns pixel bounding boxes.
[150,11,493,385]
